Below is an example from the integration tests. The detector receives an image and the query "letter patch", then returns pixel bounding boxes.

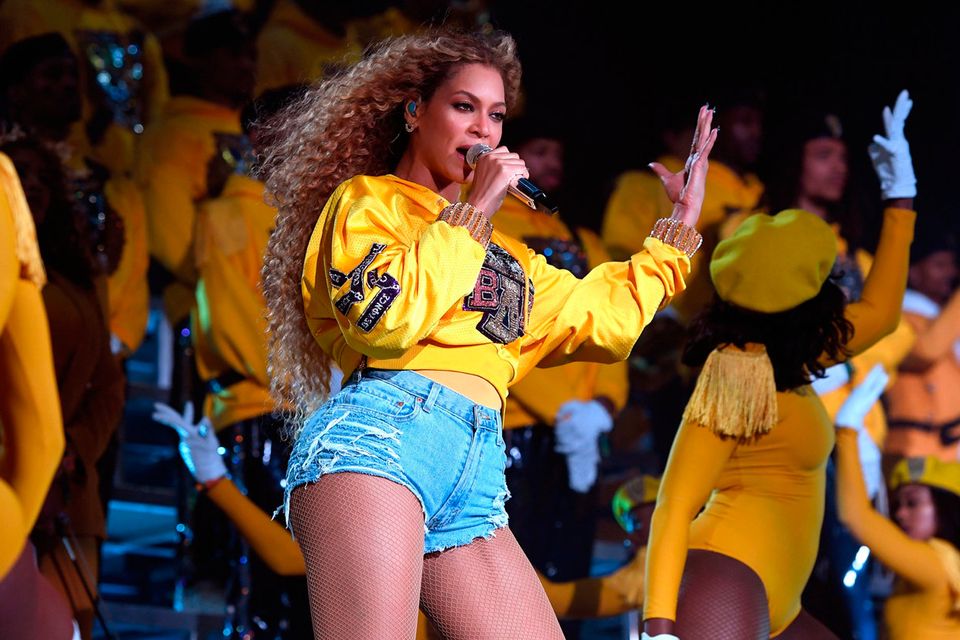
[463,243,530,344]
[329,243,400,332]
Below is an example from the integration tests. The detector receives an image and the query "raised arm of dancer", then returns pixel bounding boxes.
[835,367,948,588]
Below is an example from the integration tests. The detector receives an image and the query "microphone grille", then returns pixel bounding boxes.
[465,143,492,168]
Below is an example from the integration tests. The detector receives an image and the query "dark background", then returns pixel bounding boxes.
[489,1,957,244]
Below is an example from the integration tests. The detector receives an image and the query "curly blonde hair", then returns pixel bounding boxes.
[259,29,522,426]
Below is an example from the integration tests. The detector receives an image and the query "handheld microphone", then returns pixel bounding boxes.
[465,143,559,214]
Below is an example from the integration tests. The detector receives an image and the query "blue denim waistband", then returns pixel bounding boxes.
[345,368,500,433]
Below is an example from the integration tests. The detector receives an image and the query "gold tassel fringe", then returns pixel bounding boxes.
[682,344,779,442]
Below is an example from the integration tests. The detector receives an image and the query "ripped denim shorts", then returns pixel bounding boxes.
[283,368,509,553]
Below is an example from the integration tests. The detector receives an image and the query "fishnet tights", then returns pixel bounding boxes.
[674,549,770,640]
[289,472,564,639]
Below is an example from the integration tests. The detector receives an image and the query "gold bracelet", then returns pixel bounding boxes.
[649,218,703,258]
[438,201,493,247]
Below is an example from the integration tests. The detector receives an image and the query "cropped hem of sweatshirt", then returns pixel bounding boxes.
[301,174,689,408]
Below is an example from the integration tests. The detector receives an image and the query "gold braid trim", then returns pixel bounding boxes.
[437,201,493,247]
[649,217,703,258]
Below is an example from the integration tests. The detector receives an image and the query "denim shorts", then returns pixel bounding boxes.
[283,368,509,553]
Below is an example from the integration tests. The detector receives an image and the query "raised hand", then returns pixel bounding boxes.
[650,104,719,228]
[868,89,916,200]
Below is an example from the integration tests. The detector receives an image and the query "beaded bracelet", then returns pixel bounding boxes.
[438,201,493,247]
[649,218,703,258]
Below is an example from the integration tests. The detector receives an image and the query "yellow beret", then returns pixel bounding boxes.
[890,457,960,498]
[710,209,837,313]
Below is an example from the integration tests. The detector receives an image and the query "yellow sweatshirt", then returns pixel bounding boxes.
[302,174,689,409]
[493,195,628,427]
[643,208,915,636]
[193,174,275,430]
[135,96,243,323]
[0,154,65,579]
[601,156,763,324]
[836,429,960,639]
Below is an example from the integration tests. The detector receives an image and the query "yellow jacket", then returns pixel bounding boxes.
[644,208,915,636]
[0,0,169,176]
[815,235,916,447]
[135,96,243,323]
[0,154,65,579]
[303,174,689,408]
[255,0,363,94]
[602,156,763,324]
[836,428,960,639]
[493,196,628,427]
[193,174,275,430]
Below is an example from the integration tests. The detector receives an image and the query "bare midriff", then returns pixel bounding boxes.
[417,369,503,411]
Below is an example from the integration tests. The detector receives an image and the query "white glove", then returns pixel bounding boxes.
[810,362,850,396]
[835,365,889,432]
[836,365,889,499]
[858,427,884,499]
[641,633,679,640]
[868,89,916,199]
[554,400,614,493]
[152,401,227,484]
